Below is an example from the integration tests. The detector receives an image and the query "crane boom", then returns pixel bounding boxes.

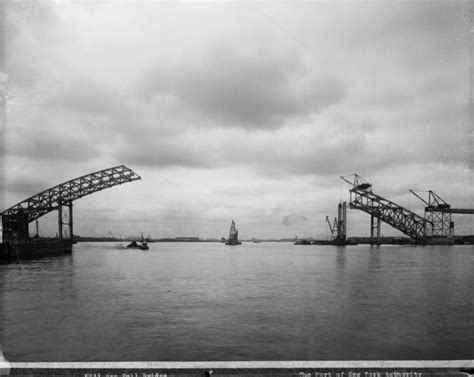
[409,190,430,206]
[410,189,474,213]
[428,208,474,214]
[326,216,337,238]
[340,174,372,190]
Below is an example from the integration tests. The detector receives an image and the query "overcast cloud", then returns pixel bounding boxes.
[0,0,472,239]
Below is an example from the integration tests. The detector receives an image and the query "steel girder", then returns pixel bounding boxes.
[1,165,141,223]
[432,208,474,214]
[350,189,429,242]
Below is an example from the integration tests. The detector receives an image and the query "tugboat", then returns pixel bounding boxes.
[225,220,242,245]
[127,240,139,248]
[126,233,149,250]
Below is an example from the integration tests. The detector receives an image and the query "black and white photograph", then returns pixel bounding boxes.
[0,0,472,374]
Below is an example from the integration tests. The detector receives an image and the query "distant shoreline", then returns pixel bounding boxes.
[73,235,474,244]
[73,236,296,243]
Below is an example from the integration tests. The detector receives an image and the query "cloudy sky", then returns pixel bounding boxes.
[0,0,472,239]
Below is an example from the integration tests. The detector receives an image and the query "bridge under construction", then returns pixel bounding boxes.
[340,174,474,245]
[0,165,141,259]
[1,166,472,258]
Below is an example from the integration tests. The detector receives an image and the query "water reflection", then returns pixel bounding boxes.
[369,246,381,271]
[336,247,346,270]
[0,243,472,361]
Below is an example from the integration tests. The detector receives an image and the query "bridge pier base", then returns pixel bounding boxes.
[58,201,73,242]
[370,215,381,245]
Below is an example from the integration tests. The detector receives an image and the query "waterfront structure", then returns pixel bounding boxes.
[322,201,353,245]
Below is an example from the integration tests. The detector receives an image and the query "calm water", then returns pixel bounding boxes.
[0,242,472,361]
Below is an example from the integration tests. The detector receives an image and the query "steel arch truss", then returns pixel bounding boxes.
[350,189,429,242]
[1,165,141,223]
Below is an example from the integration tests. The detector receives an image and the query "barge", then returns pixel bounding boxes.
[0,238,73,260]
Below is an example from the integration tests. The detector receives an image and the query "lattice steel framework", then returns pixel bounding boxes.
[424,191,452,237]
[341,174,429,242]
[1,165,141,240]
[409,190,474,238]
[349,189,429,241]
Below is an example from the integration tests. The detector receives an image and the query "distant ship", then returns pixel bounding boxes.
[294,238,311,245]
[252,237,261,243]
[225,220,242,245]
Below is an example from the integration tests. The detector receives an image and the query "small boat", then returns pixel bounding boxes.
[126,233,149,250]
[252,237,261,243]
[225,220,242,245]
[126,240,149,250]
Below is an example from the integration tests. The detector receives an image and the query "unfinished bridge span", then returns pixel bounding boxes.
[341,174,474,244]
[341,174,430,243]
[1,165,141,243]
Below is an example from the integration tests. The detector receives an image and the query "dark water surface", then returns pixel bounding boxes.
[0,242,472,361]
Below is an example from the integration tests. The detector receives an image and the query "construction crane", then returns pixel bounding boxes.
[326,216,338,240]
[409,189,474,238]
[325,201,348,241]
[340,174,372,191]
[409,190,452,238]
